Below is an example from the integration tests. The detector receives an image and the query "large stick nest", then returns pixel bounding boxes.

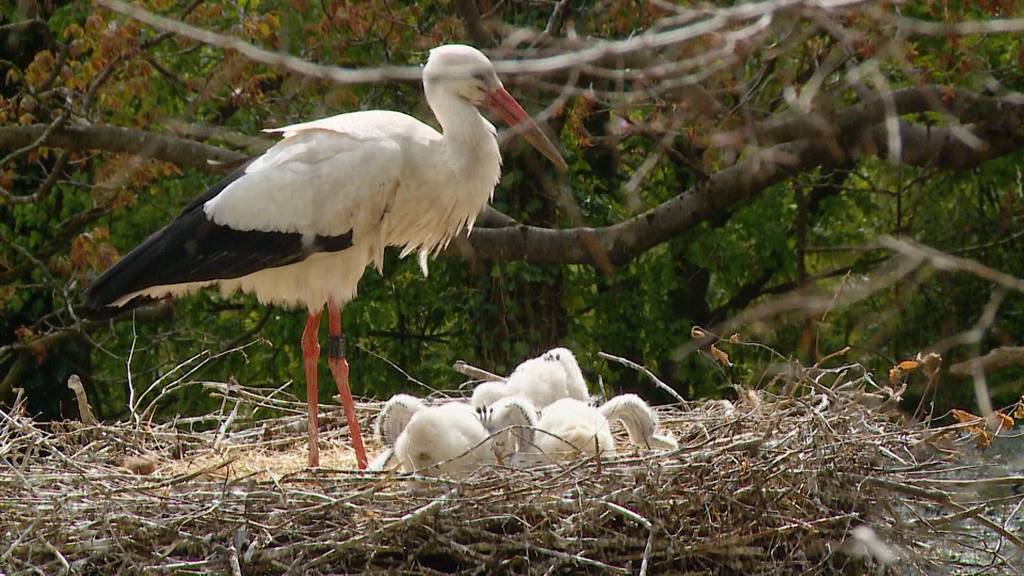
[1,359,1022,574]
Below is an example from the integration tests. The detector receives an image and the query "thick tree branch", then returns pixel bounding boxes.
[476,206,519,227]
[461,91,1024,266]
[461,138,832,265]
[950,347,1024,378]
[0,124,245,170]
[4,89,1021,273]
[0,19,49,37]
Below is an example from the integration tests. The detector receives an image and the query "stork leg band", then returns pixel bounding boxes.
[327,335,346,359]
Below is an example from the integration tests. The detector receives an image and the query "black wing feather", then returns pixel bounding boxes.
[85,162,353,313]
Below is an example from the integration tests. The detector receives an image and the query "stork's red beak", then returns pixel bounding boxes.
[486,87,568,172]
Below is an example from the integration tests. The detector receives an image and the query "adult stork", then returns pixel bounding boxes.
[85,45,567,469]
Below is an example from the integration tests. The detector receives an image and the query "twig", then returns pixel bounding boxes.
[227,541,242,576]
[357,344,439,394]
[598,351,686,404]
[452,360,506,382]
[542,0,572,37]
[97,0,821,82]
[126,312,139,424]
[603,501,654,575]
[1,351,1021,574]
[67,374,98,426]
[878,236,1024,293]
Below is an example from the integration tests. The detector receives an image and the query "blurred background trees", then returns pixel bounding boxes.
[3,0,1024,422]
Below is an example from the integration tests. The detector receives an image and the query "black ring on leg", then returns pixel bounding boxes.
[327,335,346,359]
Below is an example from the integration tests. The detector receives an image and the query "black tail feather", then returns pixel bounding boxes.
[83,159,354,311]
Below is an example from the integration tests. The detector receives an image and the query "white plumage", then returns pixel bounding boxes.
[479,395,539,461]
[471,347,590,409]
[525,394,677,463]
[113,46,564,309]
[371,394,537,478]
[370,393,425,469]
[119,111,485,307]
[395,402,493,478]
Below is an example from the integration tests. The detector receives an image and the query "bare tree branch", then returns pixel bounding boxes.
[4,87,1021,272]
[0,111,68,169]
[459,90,1024,266]
[0,148,68,205]
[95,0,423,84]
[878,237,1024,293]
[896,15,1024,35]
[0,301,175,367]
[670,252,924,362]
[0,124,245,170]
[459,138,831,266]
[950,347,1024,378]
[543,0,573,38]
[708,87,1023,151]
[96,0,876,82]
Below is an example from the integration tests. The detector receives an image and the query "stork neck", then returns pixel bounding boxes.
[426,87,499,176]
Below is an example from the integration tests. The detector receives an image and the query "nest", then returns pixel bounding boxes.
[1,360,1022,575]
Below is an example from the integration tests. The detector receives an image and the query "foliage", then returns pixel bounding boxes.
[1,0,1024,423]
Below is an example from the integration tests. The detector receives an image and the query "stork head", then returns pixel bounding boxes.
[470,380,507,408]
[425,45,568,171]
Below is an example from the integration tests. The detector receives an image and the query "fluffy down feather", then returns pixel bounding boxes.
[471,347,589,409]
[525,395,677,463]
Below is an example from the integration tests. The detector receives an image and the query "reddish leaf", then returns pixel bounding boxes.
[710,344,732,367]
[951,409,981,425]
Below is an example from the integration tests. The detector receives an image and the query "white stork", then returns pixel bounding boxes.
[85,45,567,469]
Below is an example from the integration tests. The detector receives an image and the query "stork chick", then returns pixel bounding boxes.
[368,393,424,471]
[471,347,589,409]
[527,394,677,462]
[478,395,539,461]
[371,394,536,478]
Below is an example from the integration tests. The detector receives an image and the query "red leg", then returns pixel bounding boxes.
[301,310,322,468]
[327,300,368,469]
